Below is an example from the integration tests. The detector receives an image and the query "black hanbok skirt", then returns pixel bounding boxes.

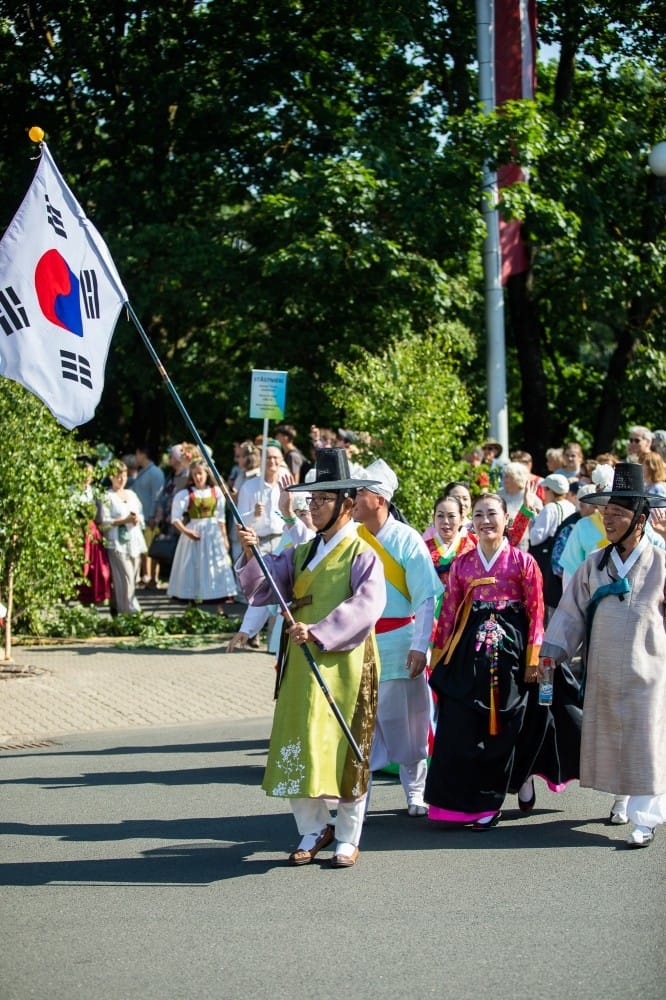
[426,605,581,819]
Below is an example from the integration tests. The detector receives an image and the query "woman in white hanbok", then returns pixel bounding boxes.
[167,461,236,603]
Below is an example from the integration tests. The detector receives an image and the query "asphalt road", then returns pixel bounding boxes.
[1,717,664,1000]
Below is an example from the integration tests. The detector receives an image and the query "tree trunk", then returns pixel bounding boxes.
[3,565,14,663]
[593,175,663,453]
[593,311,640,454]
[505,267,550,471]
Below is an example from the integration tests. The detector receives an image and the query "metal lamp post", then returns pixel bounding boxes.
[476,0,509,456]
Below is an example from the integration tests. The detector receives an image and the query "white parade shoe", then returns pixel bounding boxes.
[626,826,654,848]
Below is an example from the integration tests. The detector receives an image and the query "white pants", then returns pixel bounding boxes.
[290,796,367,847]
[614,793,666,828]
[370,676,430,805]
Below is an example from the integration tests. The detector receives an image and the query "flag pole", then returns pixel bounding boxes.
[124,301,365,763]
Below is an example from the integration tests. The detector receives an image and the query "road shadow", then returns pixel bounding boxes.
[0,738,270,760]
[0,811,316,885]
[0,809,636,887]
[0,760,266,790]
[363,808,629,852]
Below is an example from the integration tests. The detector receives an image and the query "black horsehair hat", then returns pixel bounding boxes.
[579,462,666,509]
[286,448,379,493]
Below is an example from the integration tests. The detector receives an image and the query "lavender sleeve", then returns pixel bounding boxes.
[237,549,295,607]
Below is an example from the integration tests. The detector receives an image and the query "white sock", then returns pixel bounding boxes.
[334,841,357,857]
[518,778,534,802]
[296,826,328,851]
[474,813,495,826]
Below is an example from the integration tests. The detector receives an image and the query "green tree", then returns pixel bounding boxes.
[0,382,83,652]
[0,2,665,467]
[326,325,479,529]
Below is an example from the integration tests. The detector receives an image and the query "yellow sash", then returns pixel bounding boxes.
[439,576,497,665]
[357,524,410,600]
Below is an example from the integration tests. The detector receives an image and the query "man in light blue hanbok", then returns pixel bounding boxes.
[354,460,443,815]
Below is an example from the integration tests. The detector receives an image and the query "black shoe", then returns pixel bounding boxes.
[518,784,536,813]
[471,810,502,831]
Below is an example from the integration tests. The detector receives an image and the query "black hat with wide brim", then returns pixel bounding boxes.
[287,448,379,492]
[579,462,666,509]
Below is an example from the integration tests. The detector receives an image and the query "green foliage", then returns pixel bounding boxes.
[38,603,103,638]
[327,326,481,529]
[0,382,84,633]
[0,2,665,464]
[32,601,242,645]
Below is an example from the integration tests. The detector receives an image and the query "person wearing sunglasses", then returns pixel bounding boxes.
[626,425,653,462]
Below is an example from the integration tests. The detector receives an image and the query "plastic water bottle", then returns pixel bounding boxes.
[539,658,554,706]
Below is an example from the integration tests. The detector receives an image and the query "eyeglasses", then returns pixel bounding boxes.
[629,438,643,444]
[307,494,339,508]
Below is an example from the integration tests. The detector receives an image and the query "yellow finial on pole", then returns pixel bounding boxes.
[28,126,45,143]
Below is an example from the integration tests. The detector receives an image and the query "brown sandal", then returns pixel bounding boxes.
[288,824,335,866]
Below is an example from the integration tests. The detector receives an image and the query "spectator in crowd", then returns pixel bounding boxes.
[101,459,146,614]
[131,444,165,589]
[511,449,545,501]
[481,440,504,467]
[237,443,287,554]
[556,442,585,482]
[335,428,366,477]
[226,442,245,494]
[167,458,236,606]
[481,440,505,488]
[73,456,111,607]
[651,429,666,461]
[547,482,598,609]
[642,451,666,499]
[559,464,614,590]
[227,441,261,566]
[527,473,576,616]
[461,446,483,466]
[626,425,653,463]
[121,453,138,486]
[499,461,542,551]
[580,453,618,485]
[545,447,563,473]
[274,424,307,482]
[156,443,198,535]
[231,441,260,497]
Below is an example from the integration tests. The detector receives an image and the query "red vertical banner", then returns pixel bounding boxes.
[494,0,537,283]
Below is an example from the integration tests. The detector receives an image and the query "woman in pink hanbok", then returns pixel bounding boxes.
[426,493,581,829]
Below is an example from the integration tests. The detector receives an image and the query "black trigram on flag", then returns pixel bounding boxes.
[45,195,67,238]
[0,286,30,336]
[80,269,100,319]
[60,350,92,389]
